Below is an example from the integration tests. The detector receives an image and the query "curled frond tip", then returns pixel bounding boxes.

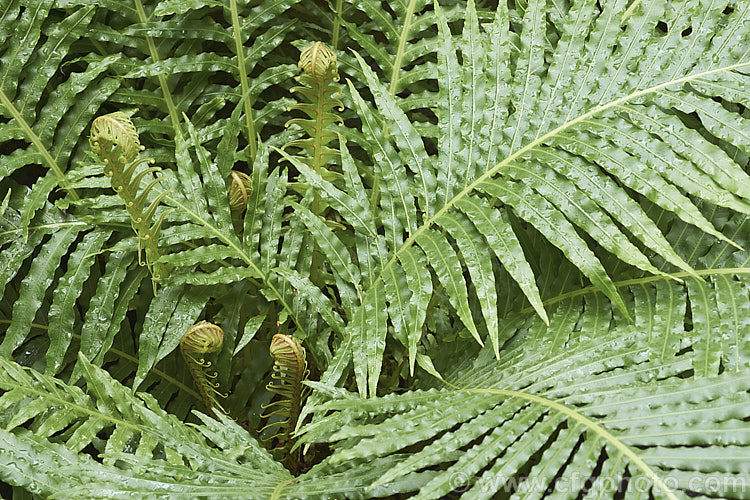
[89,112,143,166]
[299,42,338,80]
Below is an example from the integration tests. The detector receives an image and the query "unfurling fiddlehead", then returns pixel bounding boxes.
[228,170,252,213]
[284,42,343,179]
[89,112,170,283]
[179,321,228,417]
[284,43,345,289]
[261,334,310,467]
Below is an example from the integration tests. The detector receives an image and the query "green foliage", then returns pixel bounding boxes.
[1,0,750,498]
[298,208,750,498]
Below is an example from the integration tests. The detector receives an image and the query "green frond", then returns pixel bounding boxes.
[0,190,99,369]
[93,0,303,155]
[0,223,82,357]
[132,285,210,391]
[299,251,750,498]
[284,41,344,176]
[75,251,136,371]
[89,112,171,282]
[329,0,454,99]
[261,333,310,466]
[300,0,750,396]
[2,0,750,496]
[0,354,291,498]
[0,3,119,219]
[0,349,431,497]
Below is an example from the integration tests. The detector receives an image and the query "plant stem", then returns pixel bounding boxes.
[331,0,344,50]
[230,0,258,162]
[133,0,182,137]
[388,0,418,96]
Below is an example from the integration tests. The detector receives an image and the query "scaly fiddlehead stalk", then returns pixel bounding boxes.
[261,333,310,468]
[179,321,227,417]
[89,112,170,283]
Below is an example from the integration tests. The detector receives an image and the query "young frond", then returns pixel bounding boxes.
[180,321,228,416]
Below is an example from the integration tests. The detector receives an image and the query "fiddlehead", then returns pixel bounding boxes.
[179,321,228,417]
[284,42,343,179]
[89,112,170,282]
[284,43,345,290]
[89,112,142,165]
[261,333,310,467]
[228,170,252,213]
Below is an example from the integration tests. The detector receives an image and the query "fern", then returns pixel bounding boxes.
[0,353,427,498]
[89,112,170,282]
[179,321,227,416]
[285,0,750,398]
[298,208,750,498]
[2,0,750,497]
[261,333,310,467]
[0,0,119,236]
[228,170,253,214]
[284,41,343,176]
[0,353,292,498]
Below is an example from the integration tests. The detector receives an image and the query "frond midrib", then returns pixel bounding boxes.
[4,379,142,433]
[519,266,750,315]
[132,0,181,134]
[467,387,679,500]
[0,89,79,201]
[388,0,419,96]
[0,221,90,238]
[229,0,257,159]
[1,365,267,478]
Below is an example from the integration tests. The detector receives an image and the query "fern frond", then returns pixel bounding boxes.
[325,0,448,95]
[0,354,427,498]
[298,0,750,397]
[0,189,94,364]
[89,112,143,165]
[284,41,344,179]
[0,353,292,498]
[94,0,303,158]
[298,248,750,498]
[0,2,119,227]
[90,112,170,282]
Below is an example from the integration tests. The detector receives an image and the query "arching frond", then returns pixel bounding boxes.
[0,352,429,499]
[292,0,750,396]
[0,0,119,226]
[298,208,750,498]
